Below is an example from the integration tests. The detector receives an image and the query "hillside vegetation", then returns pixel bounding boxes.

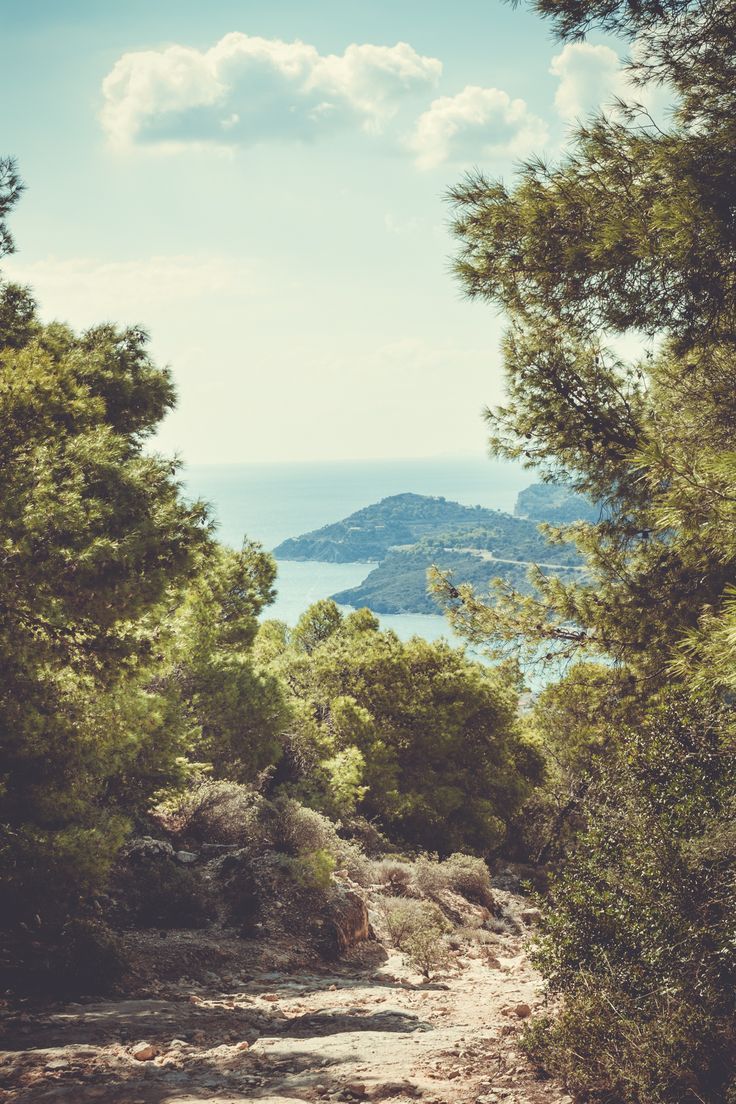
[276,491,585,615]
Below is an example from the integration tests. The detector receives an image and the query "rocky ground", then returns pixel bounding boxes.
[0,884,571,1104]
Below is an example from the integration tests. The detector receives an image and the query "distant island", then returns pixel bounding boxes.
[273,486,591,615]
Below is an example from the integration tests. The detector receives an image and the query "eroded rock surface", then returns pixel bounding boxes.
[0,888,568,1104]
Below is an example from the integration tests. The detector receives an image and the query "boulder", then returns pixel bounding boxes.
[130,1042,158,1061]
[319,880,371,958]
[124,837,174,862]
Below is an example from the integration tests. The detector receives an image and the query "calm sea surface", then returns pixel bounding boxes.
[183,456,529,644]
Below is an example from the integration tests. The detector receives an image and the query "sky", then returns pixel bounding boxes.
[0,1,646,463]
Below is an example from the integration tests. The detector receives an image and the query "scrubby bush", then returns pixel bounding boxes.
[383,898,452,978]
[383,898,449,946]
[524,696,736,1104]
[287,848,336,891]
[163,780,265,847]
[372,858,415,895]
[402,925,452,979]
[114,857,213,929]
[414,853,494,909]
[274,799,370,884]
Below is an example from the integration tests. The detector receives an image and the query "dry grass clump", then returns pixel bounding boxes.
[448,922,498,950]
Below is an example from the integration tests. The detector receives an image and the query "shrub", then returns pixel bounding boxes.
[383,898,449,946]
[525,696,736,1104]
[58,919,129,995]
[274,799,370,883]
[383,898,452,979]
[372,859,415,895]
[414,853,494,909]
[440,853,495,908]
[114,857,213,929]
[290,848,336,891]
[162,780,265,846]
[402,925,452,979]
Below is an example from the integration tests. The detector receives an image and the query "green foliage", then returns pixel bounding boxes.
[525,695,736,1102]
[257,603,542,854]
[434,1,736,1098]
[114,858,213,930]
[0,176,284,953]
[517,663,639,862]
[402,925,452,980]
[0,268,211,928]
[416,853,495,909]
[431,0,736,684]
[383,898,452,978]
[288,848,336,891]
[154,543,289,782]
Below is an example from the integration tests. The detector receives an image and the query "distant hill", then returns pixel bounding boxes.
[514,483,600,524]
[273,492,507,563]
[332,542,583,615]
[274,491,585,616]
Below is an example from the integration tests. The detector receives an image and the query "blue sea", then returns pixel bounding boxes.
[183,456,530,645]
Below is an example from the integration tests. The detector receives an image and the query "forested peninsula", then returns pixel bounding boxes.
[274,488,587,614]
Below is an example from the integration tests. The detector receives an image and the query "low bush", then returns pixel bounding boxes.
[274,799,371,884]
[383,898,452,978]
[161,780,265,847]
[402,925,452,979]
[288,848,336,891]
[440,853,495,908]
[414,853,494,909]
[114,857,213,929]
[372,859,415,895]
[383,898,448,945]
[57,919,129,995]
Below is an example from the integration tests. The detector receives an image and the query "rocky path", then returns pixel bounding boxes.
[0,894,571,1104]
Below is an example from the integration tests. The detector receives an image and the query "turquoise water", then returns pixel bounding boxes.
[183,455,529,643]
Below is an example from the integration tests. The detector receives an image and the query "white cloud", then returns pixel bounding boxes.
[101,33,442,151]
[550,43,630,121]
[3,255,256,328]
[408,85,548,170]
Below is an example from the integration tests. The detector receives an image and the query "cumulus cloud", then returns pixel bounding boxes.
[550,41,669,123]
[101,32,442,150]
[408,86,548,170]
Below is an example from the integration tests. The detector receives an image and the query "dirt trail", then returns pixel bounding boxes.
[0,889,571,1104]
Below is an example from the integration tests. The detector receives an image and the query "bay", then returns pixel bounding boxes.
[183,455,529,643]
